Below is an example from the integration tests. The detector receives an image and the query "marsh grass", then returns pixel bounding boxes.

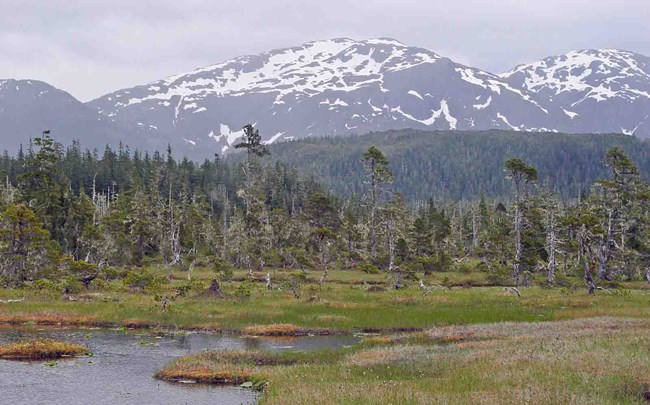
[3,266,650,403]
[155,349,339,386]
[241,323,301,336]
[2,274,650,334]
[155,317,650,403]
[0,339,88,360]
[255,317,650,404]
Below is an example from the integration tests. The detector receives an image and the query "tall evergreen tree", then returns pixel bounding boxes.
[362,146,392,259]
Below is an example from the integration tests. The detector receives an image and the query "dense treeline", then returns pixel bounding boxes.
[262,129,650,201]
[0,129,649,295]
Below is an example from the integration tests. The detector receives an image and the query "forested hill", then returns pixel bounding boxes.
[259,130,650,201]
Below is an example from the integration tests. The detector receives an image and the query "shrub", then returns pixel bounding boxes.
[262,249,282,268]
[415,257,434,274]
[213,260,234,281]
[356,263,380,274]
[101,267,127,281]
[61,276,84,295]
[175,280,207,297]
[233,281,254,300]
[89,278,114,291]
[69,260,97,276]
[124,271,156,291]
[452,262,474,274]
[482,261,511,286]
[30,279,61,298]
[432,252,453,272]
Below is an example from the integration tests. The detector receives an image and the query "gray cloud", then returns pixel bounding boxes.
[1,0,648,101]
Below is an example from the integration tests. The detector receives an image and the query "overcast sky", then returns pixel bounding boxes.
[1,0,648,101]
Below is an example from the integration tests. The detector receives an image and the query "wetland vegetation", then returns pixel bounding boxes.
[2,130,650,403]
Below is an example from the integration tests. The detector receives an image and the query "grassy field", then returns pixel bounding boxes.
[2,266,650,403]
[253,317,650,404]
[0,267,648,332]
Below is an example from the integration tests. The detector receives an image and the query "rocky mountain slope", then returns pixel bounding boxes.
[2,40,649,158]
[87,38,566,156]
[501,49,650,137]
[0,79,129,152]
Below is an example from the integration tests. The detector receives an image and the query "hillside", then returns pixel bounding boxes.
[260,129,650,201]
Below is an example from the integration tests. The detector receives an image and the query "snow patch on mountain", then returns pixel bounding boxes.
[264,132,286,144]
[104,38,442,118]
[392,99,456,129]
[503,49,650,105]
[473,96,492,110]
[563,109,578,119]
[408,90,424,100]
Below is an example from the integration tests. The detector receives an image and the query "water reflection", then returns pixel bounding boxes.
[0,326,360,405]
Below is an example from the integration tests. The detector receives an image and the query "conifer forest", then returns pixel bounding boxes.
[3,129,650,405]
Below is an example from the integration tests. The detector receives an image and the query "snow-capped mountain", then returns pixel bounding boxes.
[87,38,563,157]
[3,40,650,159]
[502,49,650,136]
[0,79,136,152]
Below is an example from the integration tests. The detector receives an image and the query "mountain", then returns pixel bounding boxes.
[3,41,650,159]
[0,79,129,152]
[501,49,650,137]
[87,38,563,157]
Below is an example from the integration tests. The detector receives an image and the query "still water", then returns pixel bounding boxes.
[0,326,360,405]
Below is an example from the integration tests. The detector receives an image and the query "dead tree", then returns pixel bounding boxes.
[542,190,561,285]
[504,158,538,286]
[578,224,597,294]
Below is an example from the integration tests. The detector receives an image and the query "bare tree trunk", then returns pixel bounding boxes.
[471,208,480,253]
[579,225,596,294]
[596,236,610,281]
[513,206,522,286]
[545,207,557,285]
[393,266,402,289]
[91,173,97,225]
[596,209,614,281]
[169,182,181,266]
[387,220,395,274]
[369,165,377,259]
[220,185,229,261]
[187,257,196,281]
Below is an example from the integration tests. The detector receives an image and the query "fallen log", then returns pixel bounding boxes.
[0,297,25,304]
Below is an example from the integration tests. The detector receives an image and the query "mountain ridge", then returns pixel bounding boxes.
[2,39,649,158]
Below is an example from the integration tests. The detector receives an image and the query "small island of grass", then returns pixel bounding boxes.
[0,339,89,360]
[155,349,298,387]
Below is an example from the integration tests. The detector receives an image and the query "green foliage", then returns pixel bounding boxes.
[61,276,84,295]
[452,262,475,274]
[124,270,156,292]
[0,204,51,285]
[356,262,380,274]
[174,280,206,297]
[504,158,538,183]
[481,261,511,286]
[233,280,254,300]
[234,124,269,159]
[29,278,61,298]
[213,259,234,281]
[0,132,649,297]
[101,267,127,281]
[265,130,650,200]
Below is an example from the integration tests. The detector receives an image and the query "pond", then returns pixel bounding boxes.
[0,326,360,405]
